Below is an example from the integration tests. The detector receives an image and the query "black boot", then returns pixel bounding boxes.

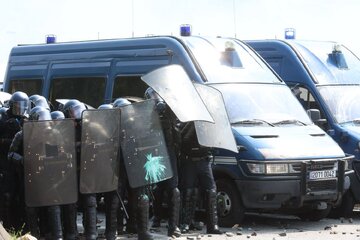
[83,194,98,240]
[63,204,78,240]
[167,188,181,238]
[26,207,40,239]
[105,191,119,240]
[136,193,154,240]
[180,188,195,234]
[125,193,137,234]
[151,187,162,228]
[206,189,222,235]
[188,189,202,231]
[48,206,63,240]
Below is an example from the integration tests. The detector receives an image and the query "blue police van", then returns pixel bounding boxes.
[247,39,360,217]
[3,35,352,225]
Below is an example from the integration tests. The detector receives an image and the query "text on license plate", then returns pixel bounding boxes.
[309,170,336,180]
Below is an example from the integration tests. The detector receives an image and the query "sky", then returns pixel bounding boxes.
[1,0,359,82]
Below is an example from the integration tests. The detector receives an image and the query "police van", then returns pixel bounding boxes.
[3,34,352,226]
[246,39,360,217]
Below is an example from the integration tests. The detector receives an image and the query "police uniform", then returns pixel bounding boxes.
[151,104,181,237]
[0,109,26,230]
[179,122,222,234]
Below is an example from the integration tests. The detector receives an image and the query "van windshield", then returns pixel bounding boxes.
[293,41,360,84]
[182,37,280,84]
[318,85,360,124]
[212,83,312,125]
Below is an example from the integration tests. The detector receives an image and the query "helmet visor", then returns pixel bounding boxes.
[69,104,86,119]
[12,101,29,116]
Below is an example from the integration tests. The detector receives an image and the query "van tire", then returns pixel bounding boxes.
[328,190,355,218]
[216,179,245,227]
[297,204,331,221]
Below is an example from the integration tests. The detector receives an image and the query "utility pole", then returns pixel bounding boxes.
[233,0,237,38]
[132,0,134,37]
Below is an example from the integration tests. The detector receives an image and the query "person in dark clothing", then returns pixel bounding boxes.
[144,87,182,238]
[179,122,222,235]
[111,98,154,240]
[8,105,53,238]
[63,99,97,240]
[0,91,29,230]
[97,102,128,240]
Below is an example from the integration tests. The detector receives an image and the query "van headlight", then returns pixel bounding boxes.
[247,163,290,174]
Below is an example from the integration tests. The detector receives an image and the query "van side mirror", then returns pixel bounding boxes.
[307,109,327,125]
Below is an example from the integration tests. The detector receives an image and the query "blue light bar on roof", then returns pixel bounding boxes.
[180,24,191,36]
[46,34,57,44]
[284,28,296,39]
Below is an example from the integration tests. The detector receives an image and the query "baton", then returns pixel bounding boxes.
[116,190,129,219]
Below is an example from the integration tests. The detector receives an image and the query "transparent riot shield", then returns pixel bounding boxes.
[80,109,121,194]
[194,84,238,153]
[120,99,173,188]
[141,64,214,123]
[23,119,77,207]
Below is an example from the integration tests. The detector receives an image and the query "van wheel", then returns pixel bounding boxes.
[328,190,355,218]
[216,179,245,227]
[297,204,331,221]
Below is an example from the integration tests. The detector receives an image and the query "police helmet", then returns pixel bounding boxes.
[29,94,42,108]
[29,106,52,121]
[113,98,131,108]
[63,99,86,119]
[144,87,163,102]
[51,110,65,120]
[29,95,50,110]
[98,104,113,109]
[8,91,30,117]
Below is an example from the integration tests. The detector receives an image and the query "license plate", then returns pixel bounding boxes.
[309,170,336,180]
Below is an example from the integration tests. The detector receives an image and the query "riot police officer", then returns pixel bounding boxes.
[179,122,222,235]
[112,97,154,240]
[144,87,181,238]
[98,102,125,240]
[62,99,97,240]
[0,91,29,230]
[8,105,52,238]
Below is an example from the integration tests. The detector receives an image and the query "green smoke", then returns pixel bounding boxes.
[144,153,166,184]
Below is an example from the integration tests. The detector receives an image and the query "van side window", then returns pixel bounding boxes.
[291,85,316,109]
[112,76,148,102]
[8,79,42,95]
[50,77,106,108]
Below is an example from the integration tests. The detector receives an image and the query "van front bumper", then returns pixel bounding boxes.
[235,159,352,209]
[235,179,340,209]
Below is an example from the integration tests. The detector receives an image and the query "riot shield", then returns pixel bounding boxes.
[194,84,238,153]
[23,119,77,207]
[141,64,214,123]
[80,109,121,194]
[120,99,173,188]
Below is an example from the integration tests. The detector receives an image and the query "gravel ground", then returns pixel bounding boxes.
[83,210,360,240]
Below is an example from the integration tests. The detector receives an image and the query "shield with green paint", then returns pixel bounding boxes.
[120,99,173,188]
